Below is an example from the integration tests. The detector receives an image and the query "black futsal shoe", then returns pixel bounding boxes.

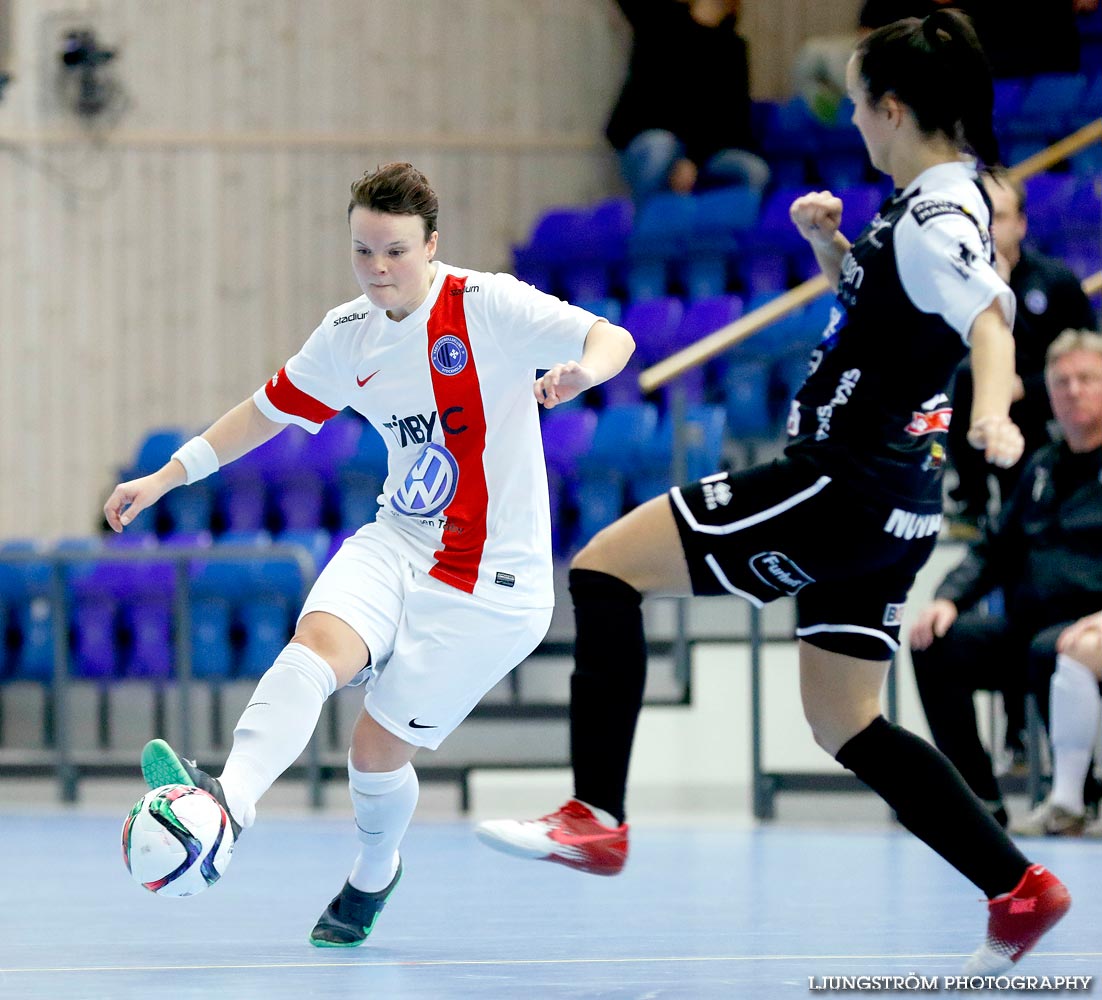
[309,860,404,947]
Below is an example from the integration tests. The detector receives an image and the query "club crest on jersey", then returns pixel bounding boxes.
[392,443,459,517]
[431,335,468,376]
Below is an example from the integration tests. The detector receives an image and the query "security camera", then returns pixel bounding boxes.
[57,28,119,118]
[60,29,116,69]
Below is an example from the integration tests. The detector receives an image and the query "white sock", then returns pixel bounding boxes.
[1048,653,1102,814]
[218,642,337,829]
[347,758,419,893]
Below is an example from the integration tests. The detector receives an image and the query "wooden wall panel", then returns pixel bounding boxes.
[0,0,626,540]
[741,0,864,99]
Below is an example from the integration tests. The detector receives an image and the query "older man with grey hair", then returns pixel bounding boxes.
[911,329,1102,834]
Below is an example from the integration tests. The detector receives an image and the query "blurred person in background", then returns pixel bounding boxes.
[606,0,770,204]
[946,169,1095,538]
[912,330,1102,835]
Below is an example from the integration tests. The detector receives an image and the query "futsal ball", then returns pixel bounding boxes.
[122,784,235,897]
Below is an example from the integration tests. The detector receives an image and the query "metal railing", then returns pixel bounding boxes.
[0,543,317,803]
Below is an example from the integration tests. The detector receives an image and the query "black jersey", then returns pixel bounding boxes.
[785,161,1014,514]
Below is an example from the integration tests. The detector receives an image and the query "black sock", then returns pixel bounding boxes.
[568,568,646,825]
[836,716,1030,899]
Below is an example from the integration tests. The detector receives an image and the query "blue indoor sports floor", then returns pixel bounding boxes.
[2,811,1099,999]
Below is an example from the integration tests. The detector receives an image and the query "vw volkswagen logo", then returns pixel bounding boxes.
[392,443,459,516]
[431,335,468,376]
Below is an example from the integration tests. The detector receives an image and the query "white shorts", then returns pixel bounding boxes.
[298,520,552,750]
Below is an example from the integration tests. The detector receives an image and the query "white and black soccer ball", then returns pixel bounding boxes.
[122,784,235,897]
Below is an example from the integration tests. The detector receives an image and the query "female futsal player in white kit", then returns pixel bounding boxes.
[103,162,635,945]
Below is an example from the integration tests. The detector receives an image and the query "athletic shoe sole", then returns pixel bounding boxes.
[141,738,196,790]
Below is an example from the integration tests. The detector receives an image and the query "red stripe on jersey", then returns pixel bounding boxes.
[426,274,489,594]
[263,367,339,424]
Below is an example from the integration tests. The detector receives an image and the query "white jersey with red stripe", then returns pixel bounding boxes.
[252,262,595,608]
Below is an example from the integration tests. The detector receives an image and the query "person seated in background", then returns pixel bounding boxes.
[1013,608,1102,836]
[911,329,1102,831]
[605,0,770,204]
[946,169,1095,538]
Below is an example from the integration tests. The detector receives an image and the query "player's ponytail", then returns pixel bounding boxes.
[857,8,999,166]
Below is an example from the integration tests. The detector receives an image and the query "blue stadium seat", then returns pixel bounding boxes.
[122,428,187,480]
[993,78,1028,132]
[337,422,389,532]
[630,193,697,258]
[599,354,646,407]
[1016,74,1088,134]
[541,407,598,553]
[161,481,215,536]
[0,600,9,678]
[190,595,233,679]
[237,596,293,678]
[691,187,762,247]
[72,593,120,679]
[574,403,660,543]
[679,254,730,301]
[575,298,622,326]
[623,260,669,302]
[623,297,686,367]
[560,262,612,303]
[724,361,774,437]
[589,196,634,265]
[633,403,727,501]
[0,541,54,680]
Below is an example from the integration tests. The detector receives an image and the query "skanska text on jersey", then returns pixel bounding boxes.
[382,408,468,447]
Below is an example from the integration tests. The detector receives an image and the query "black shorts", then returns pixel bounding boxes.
[668,458,940,660]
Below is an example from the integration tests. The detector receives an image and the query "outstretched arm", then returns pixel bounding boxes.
[533,320,635,410]
[965,302,1024,469]
[103,399,285,531]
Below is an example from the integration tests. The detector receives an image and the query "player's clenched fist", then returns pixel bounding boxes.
[790,191,844,247]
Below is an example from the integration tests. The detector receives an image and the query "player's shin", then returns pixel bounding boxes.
[218,642,338,829]
[347,759,419,892]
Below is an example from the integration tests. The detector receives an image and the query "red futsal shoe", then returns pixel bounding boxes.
[475,799,629,876]
[964,865,1071,974]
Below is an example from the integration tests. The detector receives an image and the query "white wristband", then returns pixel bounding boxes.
[171,436,220,485]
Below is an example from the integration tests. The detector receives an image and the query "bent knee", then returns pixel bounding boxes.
[570,531,615,574]
[291,613,369,687]
[803,707,880,758]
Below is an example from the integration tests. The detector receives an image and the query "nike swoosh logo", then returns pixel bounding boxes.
[408,719,437,729]
[550,830,621,846]
[356,370,380,387]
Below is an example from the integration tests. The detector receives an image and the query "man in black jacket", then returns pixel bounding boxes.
[947,170,1096,537]
[911,329,1102,832]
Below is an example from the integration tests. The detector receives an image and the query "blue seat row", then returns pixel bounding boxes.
[113,415,388,538]
[0,530,343,681]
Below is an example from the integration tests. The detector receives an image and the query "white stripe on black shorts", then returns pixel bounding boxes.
[668,458,940,659]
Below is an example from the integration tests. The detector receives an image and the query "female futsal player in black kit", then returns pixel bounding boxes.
[478,10,1071,973]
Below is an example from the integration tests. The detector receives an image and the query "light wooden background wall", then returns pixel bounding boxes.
[0,0,857,541]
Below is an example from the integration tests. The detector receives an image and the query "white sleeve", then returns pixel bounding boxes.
[895,201,1015,345]
[482,272,597,368]
[252,314,352,433]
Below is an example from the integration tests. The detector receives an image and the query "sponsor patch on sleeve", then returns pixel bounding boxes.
[910,199,969,226]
